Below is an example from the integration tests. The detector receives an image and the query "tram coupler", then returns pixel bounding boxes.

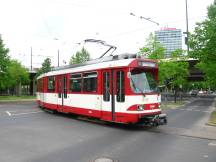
[138,113,167,126]
[158,113,167,125]
[148,113,167,126]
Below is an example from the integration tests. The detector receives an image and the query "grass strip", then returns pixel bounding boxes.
[161,101,185,110]
[207,111,216,126]
[0,95,36,101]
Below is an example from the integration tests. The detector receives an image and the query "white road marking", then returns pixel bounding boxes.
[174,108,211,113]
[193,110,201,112]
[187,108,193,111]
[208,142,216,146]
[203,155,209,158]
[11,111,43,116]
[6,111,12,116]
[203,111,211,113]
[179,109,185,110]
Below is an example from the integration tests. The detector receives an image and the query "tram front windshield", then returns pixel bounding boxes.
[130,69,158,94]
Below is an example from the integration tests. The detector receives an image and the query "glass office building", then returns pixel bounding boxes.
[155,28,182,58]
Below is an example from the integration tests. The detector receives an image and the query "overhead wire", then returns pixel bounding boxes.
[103,15,208,39]
[33,0,208,40]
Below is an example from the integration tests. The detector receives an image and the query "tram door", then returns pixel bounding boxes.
[57,75,67,112]
[101,69,125,122]
[101,70,115,121]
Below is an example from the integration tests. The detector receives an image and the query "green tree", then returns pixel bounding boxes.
[36,58,52,77]
[7,60,29,86]
[171,49,185,58]
[0,36,10,90]
[159,50,188,102]
[158,57,189,88]
[7,60,29,96]
[69,47,91,64]
[139,33,189,89]
[189,1,216,89]
[139,33,165,59]
[165,49,189,88]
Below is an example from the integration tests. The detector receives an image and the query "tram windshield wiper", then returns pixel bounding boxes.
[130,76,146,97]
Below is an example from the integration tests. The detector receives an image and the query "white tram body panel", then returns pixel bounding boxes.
[37,94,160,113]
[37,56,167,125]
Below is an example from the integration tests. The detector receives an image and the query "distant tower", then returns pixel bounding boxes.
[155,27,182,58]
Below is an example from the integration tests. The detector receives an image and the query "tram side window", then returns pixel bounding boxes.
[116,70,125,102]
[83,72,97,92]
[103,72,110,101]
[48,76,55,92]
[70,74,82,92]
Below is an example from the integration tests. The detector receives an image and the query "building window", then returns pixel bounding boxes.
[70,73,82,92]
[48,76,55,91]
[83,72,97,92]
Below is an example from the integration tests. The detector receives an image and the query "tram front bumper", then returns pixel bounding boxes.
[158,113,167,125]
[138,113,167,126]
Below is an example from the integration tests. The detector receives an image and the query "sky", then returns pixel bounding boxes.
[0,0,214,68]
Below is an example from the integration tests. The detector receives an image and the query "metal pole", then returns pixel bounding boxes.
[31,47,33,71]
[58,49,59,67]
[185,0,189,55]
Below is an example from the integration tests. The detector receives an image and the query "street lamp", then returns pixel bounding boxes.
[54,38,60,67]
[30,47,33,71]
[57,49,59,67]
[185,0,190,55]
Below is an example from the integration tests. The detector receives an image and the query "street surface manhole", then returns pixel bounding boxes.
[93,157,114,162]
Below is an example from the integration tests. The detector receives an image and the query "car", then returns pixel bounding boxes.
[189,90,198,96]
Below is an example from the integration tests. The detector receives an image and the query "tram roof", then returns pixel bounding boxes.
[37,54,157,79]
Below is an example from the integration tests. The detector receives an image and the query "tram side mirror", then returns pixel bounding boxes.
[127,72,131,78]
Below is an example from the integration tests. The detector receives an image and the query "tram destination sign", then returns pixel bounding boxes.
[138,61,156,68]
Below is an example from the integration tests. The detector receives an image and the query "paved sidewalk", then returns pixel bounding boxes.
[160,97,216,140]
[153,125,216,140]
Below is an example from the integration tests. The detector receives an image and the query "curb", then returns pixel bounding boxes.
[161,100,191,110]
[206,122,216,127]
[206,97,216,127]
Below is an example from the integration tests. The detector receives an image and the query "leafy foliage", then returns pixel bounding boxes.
[7,60,29,87]
[158,58,189,87]
[36,58,52,77]
[69,47,90,64]
[0,36,30,92]
[0,36,10,89]
[189,1,216,89]
[139,33,165,59]
[139,33,189,89]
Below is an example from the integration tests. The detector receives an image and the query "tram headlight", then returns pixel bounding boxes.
[137,105,144,111]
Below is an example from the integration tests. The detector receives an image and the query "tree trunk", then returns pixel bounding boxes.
[16,82,22,96]
[174,88,177,103]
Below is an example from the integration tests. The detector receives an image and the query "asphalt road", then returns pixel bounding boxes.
[0,97,216,162]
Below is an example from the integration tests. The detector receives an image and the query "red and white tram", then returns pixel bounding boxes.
[36,53,167,126]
